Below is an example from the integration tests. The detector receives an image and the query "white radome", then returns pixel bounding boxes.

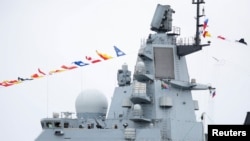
[75,89,108,114]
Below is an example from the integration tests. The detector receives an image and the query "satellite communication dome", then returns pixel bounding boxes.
[134,104,142,110]
[135,61,146,73]
[75,89,108,118]
[122,63,128,70]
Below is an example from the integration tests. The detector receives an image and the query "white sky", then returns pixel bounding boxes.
[0,0,250,140]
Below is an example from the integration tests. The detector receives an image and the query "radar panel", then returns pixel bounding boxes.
[154,47,175,79]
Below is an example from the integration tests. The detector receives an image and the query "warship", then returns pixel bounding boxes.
[35,0,215,141]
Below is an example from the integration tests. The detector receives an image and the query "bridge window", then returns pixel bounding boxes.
[46,122,53,128]
[55,122,61,128]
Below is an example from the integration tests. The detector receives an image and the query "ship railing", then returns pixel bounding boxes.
[167,26,180,36]
[176,36,195,46]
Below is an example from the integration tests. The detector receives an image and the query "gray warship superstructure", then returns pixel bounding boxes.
[36,1,214,141]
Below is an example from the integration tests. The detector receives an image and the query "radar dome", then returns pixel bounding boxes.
[135,61,146,73]
[134,104,142,110]
[75,89,108,118]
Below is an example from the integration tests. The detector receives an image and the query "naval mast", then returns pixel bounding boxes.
[36,1,214,141]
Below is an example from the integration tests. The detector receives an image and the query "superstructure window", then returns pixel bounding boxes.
[46,122,53,128]
[55,122,61,128]
[64,122,69,128]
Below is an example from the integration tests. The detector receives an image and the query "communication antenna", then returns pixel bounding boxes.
[177,0,210,57]
[193,0,205,46]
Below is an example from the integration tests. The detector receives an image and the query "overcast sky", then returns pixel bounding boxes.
[0,0,250,140]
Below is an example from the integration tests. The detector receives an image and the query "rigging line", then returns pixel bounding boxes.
[81,66,83,92]
[223,59,250,76]
[46,75,49,118]
[182,123,198,140]
[204,112,215,124]
[202,58,219,125]
[212,57,250,78]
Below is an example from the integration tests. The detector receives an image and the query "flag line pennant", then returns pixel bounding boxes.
[209,88,216,98]
[161,80,169,89]
[38,68,46,75]
[96,50,113,60]
[203,18,208,30]
[0,46,126,87]
[114,46,126,57]
[201,18,248,46]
